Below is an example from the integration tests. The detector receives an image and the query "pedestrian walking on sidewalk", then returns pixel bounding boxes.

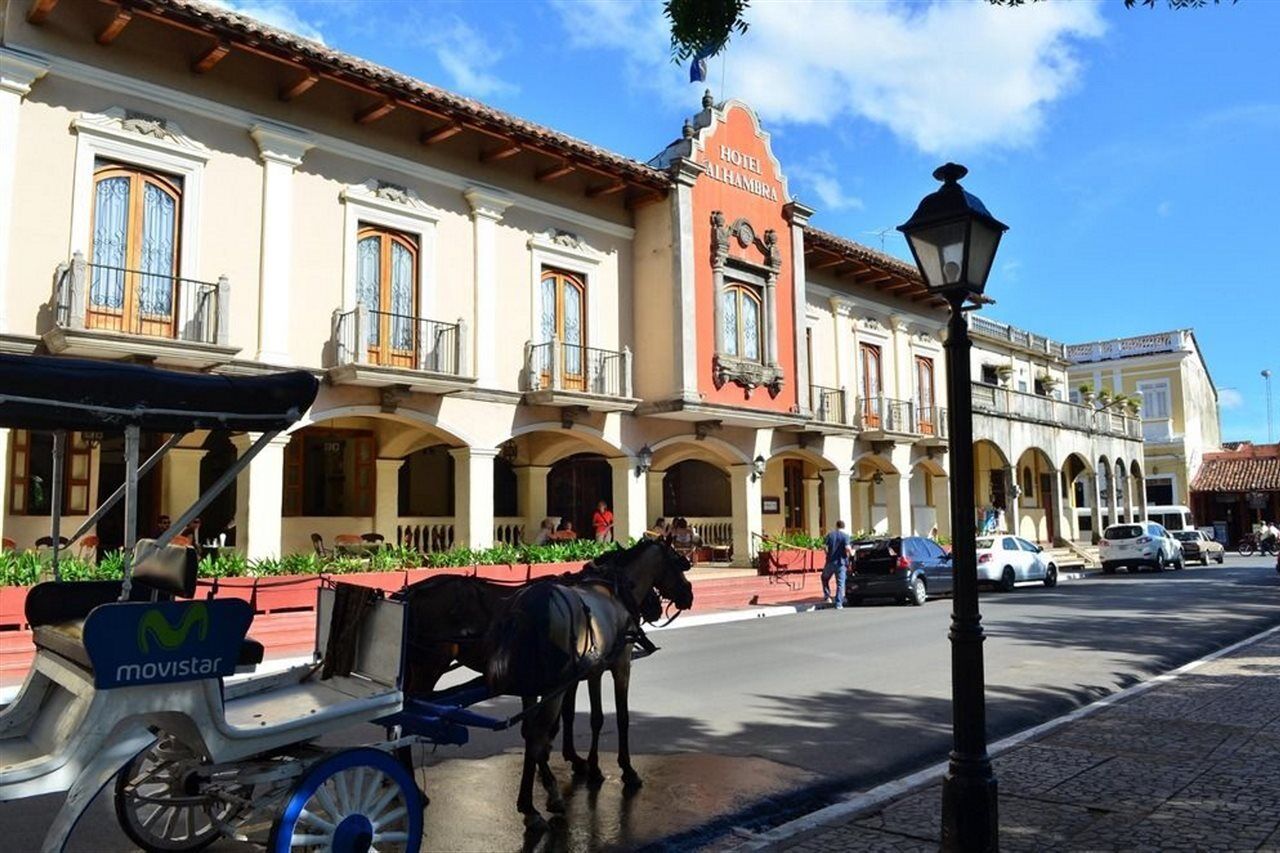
[822,520,853,609]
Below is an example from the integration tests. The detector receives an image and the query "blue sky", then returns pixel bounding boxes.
[222,0,1279,442]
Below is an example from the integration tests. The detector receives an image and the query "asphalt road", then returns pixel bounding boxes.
[8,555,1279,852]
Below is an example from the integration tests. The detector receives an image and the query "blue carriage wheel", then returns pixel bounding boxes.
[269,748,423,853]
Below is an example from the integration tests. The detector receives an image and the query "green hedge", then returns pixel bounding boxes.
[758,531,874,551]
[1,540,625,586]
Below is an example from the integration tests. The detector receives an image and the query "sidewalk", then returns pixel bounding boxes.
[754,626,1280,852]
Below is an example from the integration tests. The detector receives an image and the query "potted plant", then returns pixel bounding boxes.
[1078,383,1095,405]
[1038,373,1060,394]
[1097,388,1113,406]
[995,364,1014,386]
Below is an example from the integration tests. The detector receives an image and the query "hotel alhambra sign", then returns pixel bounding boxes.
[704,144,780,202]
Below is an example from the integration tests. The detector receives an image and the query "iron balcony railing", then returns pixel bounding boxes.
[53,252,228,345]
[810,385,848,426]
[332,303,467,375]
[523,340,633,398]
[971,381,1141,439]
[857,396,916,433]
[916,405,948,439]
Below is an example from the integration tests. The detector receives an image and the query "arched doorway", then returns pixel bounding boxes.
[1013,447,1055,542]
[973,440,1011,533]
[547,453,612,540]
[1062,452,1093,542]
[909,459,946,537]
[662,459,731,519]
[198,433,237,545]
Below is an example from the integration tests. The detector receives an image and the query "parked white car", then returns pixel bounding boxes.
[1100,522,1184,574]
[975,535,1059,591]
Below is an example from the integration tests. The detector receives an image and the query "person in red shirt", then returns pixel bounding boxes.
[592,501,614,542]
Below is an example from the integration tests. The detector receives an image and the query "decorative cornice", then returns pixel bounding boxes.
[341,179,439,223]
[0,48,49,97]
[713,354,785,398]
[669,157,704,188]
[463,185,514,221]
[72,107,212,162]
[249,122,314,166]
[528,228,604,261]
[783,200,816,227]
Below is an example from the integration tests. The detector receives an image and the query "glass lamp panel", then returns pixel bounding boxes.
[966,219,1002,291]
[91,176,130,309]
[139,182,177,316]
[907,220,967,290]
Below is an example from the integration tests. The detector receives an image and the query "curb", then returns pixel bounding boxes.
[735,620,1280,850]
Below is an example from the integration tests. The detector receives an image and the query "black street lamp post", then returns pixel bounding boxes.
[898,163,1008,852]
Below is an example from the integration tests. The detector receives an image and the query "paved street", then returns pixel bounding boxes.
[6,555,1278,851]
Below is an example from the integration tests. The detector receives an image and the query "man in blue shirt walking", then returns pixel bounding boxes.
[822,520,853,609]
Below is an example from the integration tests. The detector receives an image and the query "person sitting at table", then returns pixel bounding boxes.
[646,517,670,541]
[551,520,578,541]
[532,517,556,545]
[670,517,701,554]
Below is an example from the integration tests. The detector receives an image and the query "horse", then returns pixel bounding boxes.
[397,567,664,787]
[485,538,694,829]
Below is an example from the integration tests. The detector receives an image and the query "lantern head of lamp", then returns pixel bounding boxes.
[637,445,654,475]
[752,455,767,481]
[897,163,1008,297]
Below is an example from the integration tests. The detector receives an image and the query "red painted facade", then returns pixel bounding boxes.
[690,103,798,413]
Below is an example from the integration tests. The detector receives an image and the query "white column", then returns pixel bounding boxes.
[250,125,313,365]
[730,463,763,561]
[451,447,496,549]
[1137,473,1149,521]
[161,447,208,520]
[803,476,822,536]
[932,475,952,539]
[609,457,647,543]
[0,49,49,333]
[820,470,851,533]
[0,428,9,543]
[463,187,513,387]
[830,298,849,390]
[670,161,701,397]
[373,458,405,543]
[889,315,913,403]
[1089,473,1103,543]
[850,477,870,535]
[884,473,911,537]
[1007,467,1023,537]
[515,464,550,531]
[786,202,814,412]
[646,470,665,526]
[1121,471,1134,524]
[232,433,290,560]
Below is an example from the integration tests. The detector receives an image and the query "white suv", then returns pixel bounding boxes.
[1100,522,1183,574]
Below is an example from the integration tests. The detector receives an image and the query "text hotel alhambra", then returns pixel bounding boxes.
[703,145,780,203]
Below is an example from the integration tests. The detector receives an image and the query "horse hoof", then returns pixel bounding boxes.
[587,767,606,788]
[523,812,548,833]
[568,757,589,777]
[622,771,643,791]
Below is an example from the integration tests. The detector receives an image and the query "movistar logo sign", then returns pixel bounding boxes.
[138,603,209,652]
[115,603,225,684]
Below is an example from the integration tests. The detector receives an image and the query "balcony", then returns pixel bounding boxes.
[807,384,854,433]
[325,303,474,394]
[1067,331,1188,364]
[969,314,1069,359]
[42,253,238,368]
[522,340,637,413]
[857,396,919,440]
[971,382,1141,440]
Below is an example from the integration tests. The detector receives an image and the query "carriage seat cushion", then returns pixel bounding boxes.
[33,618,264,673]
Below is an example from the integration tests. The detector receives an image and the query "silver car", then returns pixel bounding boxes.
[1171,530,1225,566]
[1100,522,1183,574]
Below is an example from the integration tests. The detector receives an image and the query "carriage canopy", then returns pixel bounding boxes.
[0,354,319,432]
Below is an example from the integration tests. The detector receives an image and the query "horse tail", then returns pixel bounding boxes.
[486,583,579,696]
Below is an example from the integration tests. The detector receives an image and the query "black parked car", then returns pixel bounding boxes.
[846,536,953,606]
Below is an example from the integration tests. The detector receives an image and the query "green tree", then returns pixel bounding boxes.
[663,0,751,63]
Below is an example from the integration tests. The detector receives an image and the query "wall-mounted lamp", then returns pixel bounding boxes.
[636,444,654,475]
[498,440,518,465]
[873,471,885,486]
[751,455,767,481]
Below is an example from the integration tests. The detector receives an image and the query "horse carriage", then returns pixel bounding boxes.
[0,354,693,852]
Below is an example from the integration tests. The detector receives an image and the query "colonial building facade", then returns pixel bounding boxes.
[1067,329,1221,511]
[0,0,1141,561]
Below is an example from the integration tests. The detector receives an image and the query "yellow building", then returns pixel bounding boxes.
[1067,330,1221,513]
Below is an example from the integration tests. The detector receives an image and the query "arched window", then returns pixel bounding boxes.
[89,162,182,336]
[721,283,761,361]
[356,225,419,367]
[539,268,587,389]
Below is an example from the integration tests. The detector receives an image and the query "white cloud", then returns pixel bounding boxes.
[420,16,517,99]
[208,0,326,44]
[1157,200,1173,217]
[552,0,1106,155]
[1219,388,1244,410]
[787,155,864,211]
